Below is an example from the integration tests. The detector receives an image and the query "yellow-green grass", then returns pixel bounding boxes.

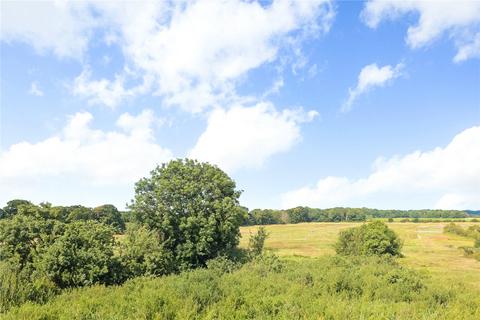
[240,222,480,290]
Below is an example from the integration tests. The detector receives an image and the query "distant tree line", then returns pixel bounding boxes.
[1,201,476,230]
[0,199,125,232]
[242,207,474,225]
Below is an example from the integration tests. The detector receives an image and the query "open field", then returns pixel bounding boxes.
[240,222,480,289]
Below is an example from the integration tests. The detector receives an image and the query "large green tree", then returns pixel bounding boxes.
[130,159,244,271]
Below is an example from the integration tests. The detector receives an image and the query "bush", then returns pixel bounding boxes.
[119,224,174,278]
[36,221,117,288]
[0,215,64,267]
[248,226,268,257]
[335,221,403,257]
[0,259,58,313]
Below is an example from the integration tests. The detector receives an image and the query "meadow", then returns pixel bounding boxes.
[3,221,479,319]
[240,222,480,289]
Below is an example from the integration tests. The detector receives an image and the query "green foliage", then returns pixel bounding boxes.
[248,226,268,257]
[335,221,403,257]
[130,159,244,271]
[4,256,479,320]
[206,256,240,274]
[36,221,117,288]
[1,199,33,219]
[0,214,64,267]
[0,259,58,313]
[118,224,174,278]
[93,204,126,232]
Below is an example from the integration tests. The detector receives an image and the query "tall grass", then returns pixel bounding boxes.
[4,256,479,320]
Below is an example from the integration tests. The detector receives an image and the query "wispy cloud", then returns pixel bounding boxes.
[342,63,404,113]
[28,81,44,96]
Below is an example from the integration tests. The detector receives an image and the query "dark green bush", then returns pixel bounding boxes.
[335,221,403,257]
[118,224,174,278]
[36,221,117,288]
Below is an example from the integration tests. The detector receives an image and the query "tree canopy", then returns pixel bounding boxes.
[130,159,245,271]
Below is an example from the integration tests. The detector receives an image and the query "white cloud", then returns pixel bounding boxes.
[189,102,318,172]
[281,126,480,210]
[342,63,403,112]
[0,1,95,59]
[1,0,334,110]
[99,0,334,112]
[72,67,152,108]
[0,109,172,207]
[361,0,480,62]
[28,82,44,96]
[454,33,480,63]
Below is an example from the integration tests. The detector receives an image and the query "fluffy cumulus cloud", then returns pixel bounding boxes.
[0,110,172,206]
[361,0,480,62]
[1,0,335,110]
[282,126,480,210]
[189,103,318,172]
[342,63,403,112]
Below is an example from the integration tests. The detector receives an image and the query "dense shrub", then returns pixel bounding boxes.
[335,221,403,257]
[0,215,64,267]
[118,224,174,278]
[130,159,245,271]
[4,256,479,320]
[0,259,58,313]
[35,221,117,288]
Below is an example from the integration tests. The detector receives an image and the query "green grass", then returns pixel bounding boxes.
[3,256,480,320]
[240,222,480,289]
[4,222,480,319]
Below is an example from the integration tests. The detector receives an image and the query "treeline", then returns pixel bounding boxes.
[1,201,475,230]
[0,199,125,232]
[243,207,473,225]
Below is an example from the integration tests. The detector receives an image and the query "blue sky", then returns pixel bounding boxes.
[1,0,479,210]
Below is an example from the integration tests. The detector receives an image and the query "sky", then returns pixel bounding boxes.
[0,0,479,211]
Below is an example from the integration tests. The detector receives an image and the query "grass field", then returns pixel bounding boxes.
[240,222,480,289]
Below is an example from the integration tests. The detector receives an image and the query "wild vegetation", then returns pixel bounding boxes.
[1,159,479,319]
[444,223,480,261]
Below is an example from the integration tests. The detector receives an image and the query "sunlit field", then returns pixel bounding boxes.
[240,222,480,289]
